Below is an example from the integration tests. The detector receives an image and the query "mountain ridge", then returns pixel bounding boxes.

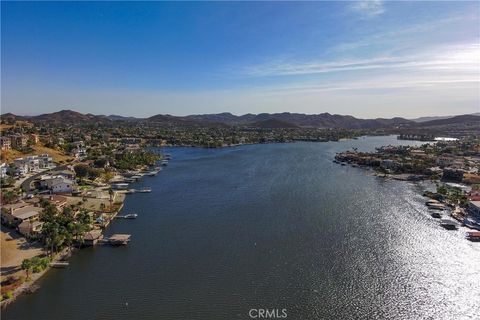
[1,109,478,130]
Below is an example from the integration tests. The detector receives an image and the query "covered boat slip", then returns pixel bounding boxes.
[103,234,131,245]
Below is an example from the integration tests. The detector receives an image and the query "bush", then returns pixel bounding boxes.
[4,291,13,299]
[33,266,43,273]
[18,275,26,284]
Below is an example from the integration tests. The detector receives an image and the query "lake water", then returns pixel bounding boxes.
[4,136,480,320]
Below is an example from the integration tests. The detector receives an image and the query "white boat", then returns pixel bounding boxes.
[50,261,69,268]
[124,214,138,219]
[427,203,446,210]
[138,187,151,193]
[147,171,157,176]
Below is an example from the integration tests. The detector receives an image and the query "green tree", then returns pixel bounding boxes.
[108,188,114,212]
[21,258,33,280]
[74,164,89,182]
[101,170,114,184]
[2,190,17,204]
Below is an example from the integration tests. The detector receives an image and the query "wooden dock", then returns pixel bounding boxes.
[102,234,131,246]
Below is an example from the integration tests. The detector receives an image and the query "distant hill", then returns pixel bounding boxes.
[416,114,480,127]
[33,110,111,123]
[250,119,299,128]
[175,112,412,129]
[106,114,142,121]
[0,113,21,122]
[412,113,480,123]
[2,110,477,130]
[0,109,111,124]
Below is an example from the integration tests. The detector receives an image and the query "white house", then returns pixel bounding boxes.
[12,154,54,175]
[0,163,7,178]
[38,154,54,168]
[41,175,76,193]
[13,158,29,175]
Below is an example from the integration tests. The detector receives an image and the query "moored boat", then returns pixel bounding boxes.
[50,261,69,268]
[431,211,442,219]
[466,231,480,242]
[124,213,138,219]
[427,203,446,210]
[463,218,480,231]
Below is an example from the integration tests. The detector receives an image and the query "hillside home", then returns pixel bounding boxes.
[0,136,11,150]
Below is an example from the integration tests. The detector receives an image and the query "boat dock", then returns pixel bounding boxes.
[120,187,152,194]
[50,261,69,268]
[101,234,131,246]
[115,214,138,219]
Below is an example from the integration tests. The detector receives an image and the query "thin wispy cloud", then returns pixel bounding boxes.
[330,13,478,54]
[239,43,479,77]
[350,0,385,18]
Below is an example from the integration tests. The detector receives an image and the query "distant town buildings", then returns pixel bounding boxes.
[10,134,28,149]
[0,136,11,150]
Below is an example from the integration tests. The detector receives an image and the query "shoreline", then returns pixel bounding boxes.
[1,247,71,309]
[151,136,365,149]
[1,191,127,309]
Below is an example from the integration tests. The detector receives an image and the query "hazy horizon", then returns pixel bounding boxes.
[1,1,479,118]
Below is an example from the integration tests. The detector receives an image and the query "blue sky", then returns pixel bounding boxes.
[1,1,479,118]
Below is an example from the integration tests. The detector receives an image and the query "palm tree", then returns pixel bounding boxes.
[21,259,33,280]
[108,188,114,212]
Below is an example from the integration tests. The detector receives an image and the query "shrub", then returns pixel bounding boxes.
[4,291,13,299]
[33,266,43,273]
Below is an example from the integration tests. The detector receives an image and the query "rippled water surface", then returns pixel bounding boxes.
[4,136,480,320]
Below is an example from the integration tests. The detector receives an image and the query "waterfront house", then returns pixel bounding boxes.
[18,220,43,238]
[1,203,42,227]
[83,229,103,246]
